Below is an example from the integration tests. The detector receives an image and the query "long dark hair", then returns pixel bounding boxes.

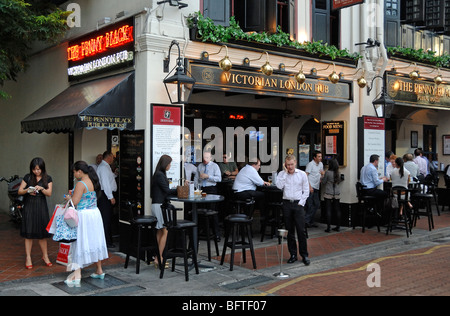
[395,157,405,178]
[153,155,172,179]
[72,160,101,193]
[29,157,49,188]
[328,158,341,184]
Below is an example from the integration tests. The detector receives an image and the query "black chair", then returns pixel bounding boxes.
[420,174,440,216]
[160,202,199,282]
[386,186,413,238]
[124,201,161,274]
[411,187,435,231]
[197,208,220,261]
[220,199,256,271]
[355,182,381,233]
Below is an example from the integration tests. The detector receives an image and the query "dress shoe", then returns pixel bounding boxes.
[42,258,53,267]
[302,257,311,266]
[287,255,297,264]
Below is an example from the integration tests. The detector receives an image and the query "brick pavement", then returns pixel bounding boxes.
[0,213,122,283]
[256,242,450,296]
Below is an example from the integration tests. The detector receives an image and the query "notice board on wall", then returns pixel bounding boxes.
[151,104,182,188]
[357,116,386,178]
[322,121,346,167]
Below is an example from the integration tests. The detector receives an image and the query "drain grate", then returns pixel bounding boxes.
[52,274,129,295]
[221,276,273,290]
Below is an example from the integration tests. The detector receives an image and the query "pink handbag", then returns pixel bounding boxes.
[63,199,79,228]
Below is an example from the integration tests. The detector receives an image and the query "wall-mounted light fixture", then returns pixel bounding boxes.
[201,45,232,71]
[369,76,395,119]
[281,60,306,84]
[163,40,196,104]
[310,63,340,83]
[244,52,273,76]
[157,0,188,9]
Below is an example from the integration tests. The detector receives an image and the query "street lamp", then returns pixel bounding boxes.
[163,40,196,105]
[367,75,395,119]
[372,89,395,119]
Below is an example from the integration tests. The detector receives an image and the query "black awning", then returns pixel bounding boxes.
[21,72,135,134]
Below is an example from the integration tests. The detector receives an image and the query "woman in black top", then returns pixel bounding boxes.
[18,157,53,269]
[151,155,177,262]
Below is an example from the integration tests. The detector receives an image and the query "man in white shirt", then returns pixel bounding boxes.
[414,148,428,179]
[194,151,221,194]
[232,159,269,218]
[305,151,324,228]
[276,155,310,265]
[97,151,117,248]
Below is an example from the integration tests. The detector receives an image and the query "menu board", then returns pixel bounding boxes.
[322,121,346,166]
[119,130,144,222]
[151,105,182,188]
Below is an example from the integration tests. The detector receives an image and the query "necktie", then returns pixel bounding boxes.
[203,164,208,187]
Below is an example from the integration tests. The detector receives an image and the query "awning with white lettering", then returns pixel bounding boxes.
[21,72,134,134]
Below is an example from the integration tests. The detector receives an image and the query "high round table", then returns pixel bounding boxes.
[167,194,224,254]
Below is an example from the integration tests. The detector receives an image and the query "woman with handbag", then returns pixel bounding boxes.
[64,161,108,286]
[18,157,53,269]
[321,158,342,233]
[151,155,177,266]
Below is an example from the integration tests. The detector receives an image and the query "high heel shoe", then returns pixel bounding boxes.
[25,264,33,270]
[89,272,105,279]
[42,258,52,267]
[64,278,81,287]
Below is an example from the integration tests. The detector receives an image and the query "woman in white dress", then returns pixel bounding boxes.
[64,161,109,287]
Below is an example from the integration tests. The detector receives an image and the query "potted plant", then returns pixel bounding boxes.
[186,12,199,40]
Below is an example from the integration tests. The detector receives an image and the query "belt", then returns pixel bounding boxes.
[283,199,300,204]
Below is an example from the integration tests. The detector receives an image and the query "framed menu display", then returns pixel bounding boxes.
[322,121,347,166]
[357,116,385,177]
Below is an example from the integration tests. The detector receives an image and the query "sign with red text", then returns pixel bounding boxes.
[332,0,364,10]
[67,18,134,80]
[151,105,182,188]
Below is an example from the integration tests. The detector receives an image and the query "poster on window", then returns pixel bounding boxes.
[151,105,182,188]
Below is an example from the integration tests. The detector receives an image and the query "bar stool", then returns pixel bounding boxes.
[160,202,199,282]
[355,182,381,233]
[386,186,412,238]
[260,200,283,243]
[124,201,161,274]
[411,190,435,231]
[220,199,256,271]
[197,208,219,261]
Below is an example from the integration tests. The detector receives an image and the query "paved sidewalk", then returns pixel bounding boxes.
[1,209,450,296]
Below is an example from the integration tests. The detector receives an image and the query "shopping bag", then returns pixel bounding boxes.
[47,204,65,234]
[56,242,72,266]
[53,201,77,242]
[63,199,78,228]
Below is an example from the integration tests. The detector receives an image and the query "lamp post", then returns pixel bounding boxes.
[163,40,196,105]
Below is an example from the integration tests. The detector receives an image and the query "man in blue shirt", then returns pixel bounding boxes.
[232,159,270,218]
[360,154,388,210]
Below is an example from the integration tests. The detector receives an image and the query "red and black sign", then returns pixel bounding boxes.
[332,0,364,10]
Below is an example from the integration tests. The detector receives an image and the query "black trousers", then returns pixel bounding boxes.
[282,201,308,258]
[98,190,113,244]
[234,190,266,217]
[363,188,388,212]
[325,198,341,229]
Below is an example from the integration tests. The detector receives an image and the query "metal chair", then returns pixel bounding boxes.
[354,182,381,233]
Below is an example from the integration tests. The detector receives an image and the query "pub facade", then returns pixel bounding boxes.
[1,0,450,234]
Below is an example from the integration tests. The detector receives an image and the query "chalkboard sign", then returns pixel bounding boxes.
[322,121,346,166]
[119,130,144,222]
